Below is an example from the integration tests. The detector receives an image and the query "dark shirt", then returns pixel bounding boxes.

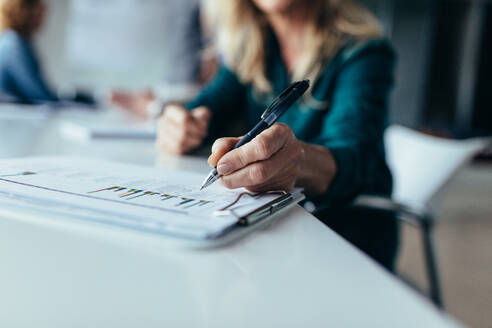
[187,35,396,209]
[0,29,58,103]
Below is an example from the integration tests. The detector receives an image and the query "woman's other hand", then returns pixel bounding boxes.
[157,104,211,155]
[109,90,154,119]
[208,123,305,193]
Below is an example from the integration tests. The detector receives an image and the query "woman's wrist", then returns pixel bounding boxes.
[296,142,337,196]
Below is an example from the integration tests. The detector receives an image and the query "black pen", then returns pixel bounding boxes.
[200,79,310,190]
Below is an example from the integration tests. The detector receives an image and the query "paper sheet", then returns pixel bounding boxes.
[0,157,281,239]
[59,121,156,142]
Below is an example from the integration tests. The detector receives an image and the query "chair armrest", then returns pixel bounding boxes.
[351,195,433,226]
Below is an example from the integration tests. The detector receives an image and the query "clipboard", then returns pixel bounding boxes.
[201,190,305,246]
[0,157,305,246]
[0,185,305,247]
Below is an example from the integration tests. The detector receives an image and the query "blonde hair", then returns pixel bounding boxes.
[204,0,383,93]
[0,0,42,36]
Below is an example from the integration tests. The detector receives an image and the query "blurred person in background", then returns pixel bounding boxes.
[0,0,57,103]
[157,0,398,270]
[0,0,94,105]
[110,0,214,119]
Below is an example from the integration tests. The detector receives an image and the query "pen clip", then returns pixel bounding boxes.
[260,82,299,119]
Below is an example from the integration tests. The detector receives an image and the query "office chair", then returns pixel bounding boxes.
[351,125,489,308]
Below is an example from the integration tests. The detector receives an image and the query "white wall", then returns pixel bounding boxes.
[34,0,170,93]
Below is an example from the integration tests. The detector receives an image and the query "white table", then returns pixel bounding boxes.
[0,105,460,327]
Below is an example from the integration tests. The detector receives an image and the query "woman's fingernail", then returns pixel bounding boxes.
[217,163,232,175]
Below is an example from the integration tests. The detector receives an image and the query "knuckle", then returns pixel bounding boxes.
[256,137,272,159]
[274,122,288,134]
[279,123,294,139]
[262,129,276,144]
[250,163,268,182]
[234,148,249,167]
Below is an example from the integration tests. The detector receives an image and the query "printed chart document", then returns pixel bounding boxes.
[0,157,302,240]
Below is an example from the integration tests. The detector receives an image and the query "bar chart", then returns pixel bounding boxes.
[88,185,214,210]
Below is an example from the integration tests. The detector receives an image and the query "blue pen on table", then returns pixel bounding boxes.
[200,79,310,190]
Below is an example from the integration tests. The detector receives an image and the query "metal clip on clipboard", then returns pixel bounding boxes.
[213,190,304,226]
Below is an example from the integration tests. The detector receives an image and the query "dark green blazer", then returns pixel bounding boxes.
[187,33,399,269]
[187,36,396,209]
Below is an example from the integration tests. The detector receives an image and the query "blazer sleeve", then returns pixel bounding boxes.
[185,65,247,142]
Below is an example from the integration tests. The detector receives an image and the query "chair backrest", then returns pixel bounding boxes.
[384,125,489,212]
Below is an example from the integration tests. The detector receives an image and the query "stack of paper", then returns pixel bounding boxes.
[0,157,283,240]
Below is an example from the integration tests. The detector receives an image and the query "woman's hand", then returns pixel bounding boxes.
[208,123,305,193]
[157,104,211,155]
